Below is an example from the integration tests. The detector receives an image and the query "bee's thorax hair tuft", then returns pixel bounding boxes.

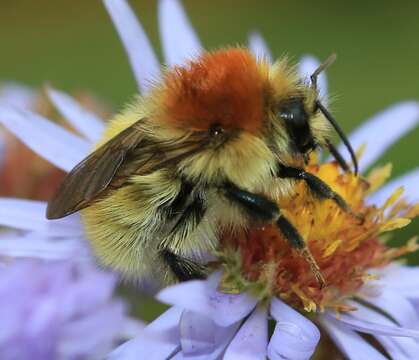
[162,48,265,133]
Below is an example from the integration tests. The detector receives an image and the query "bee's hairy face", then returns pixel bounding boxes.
[156,48,330,185]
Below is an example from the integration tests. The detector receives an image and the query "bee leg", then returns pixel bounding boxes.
[223,182,326,288]
[161,249,207,282]
[276,164,354,215]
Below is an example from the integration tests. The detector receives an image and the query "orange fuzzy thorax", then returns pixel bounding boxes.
[162,48,265,133]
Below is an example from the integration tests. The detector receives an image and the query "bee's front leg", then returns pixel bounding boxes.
[276,163,352,213]
[222,182,326,288]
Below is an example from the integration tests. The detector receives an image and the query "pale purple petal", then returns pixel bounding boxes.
[224,307,268,360]
[103,0,161,94]
[108,306,182,360]
[157,272,257,327]
[358,290,419,328]
[270,297,320,337]
[298,55,328,105]
[325,312,419,338]
[57,266,119,320]
[345,301,419,359]
[0,104,89,172]
[119,318,147,339]
[248,32,272,64]
[0,260,127,358]
[180,311,217,354]
[179,310,241,359]
[0,232,90,261]
[59,301,126,358]
[368,167,419,205]
[335,101,419,172]
[373,336,419,360]
[268,298,320,360]
[0,82,37,109]
[372,264,419,298]
[158,0,203,67]
[320,318,387,360]
[0,131,4,166]
[0,198,83,237]
[47,87,104,143]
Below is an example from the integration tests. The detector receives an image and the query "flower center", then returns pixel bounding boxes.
[218,160,418,312]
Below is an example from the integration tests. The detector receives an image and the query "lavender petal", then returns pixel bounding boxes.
[108,306,182,360]
[0,82,37,109]
[0,198,83,236]
[179,310,240,359]
[103,0,161,94]
[335,101,419,172]
[325,311,419,338]
[158,0,202,67]
[0,231,89,261]
[248,32,273,64]
[345,301,419,360]
[268,298,320,360]
[224,307,268,360]
[157,272,257,327]
[47,87,104,143]
[180,311,216,355]
[320,317,387,360]
[358,290,419,329]
[0,104,89,171]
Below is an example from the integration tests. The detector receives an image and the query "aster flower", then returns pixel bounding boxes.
[0,259,143,360]
[0,0,418,359]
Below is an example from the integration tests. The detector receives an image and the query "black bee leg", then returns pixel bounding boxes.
[276,163,353,214]
[223,182,326,288]
[161,249,207,282]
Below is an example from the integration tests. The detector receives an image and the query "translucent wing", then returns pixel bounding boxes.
[46,119,206,219]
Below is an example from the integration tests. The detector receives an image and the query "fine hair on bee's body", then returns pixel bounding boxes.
[47,48,358,288]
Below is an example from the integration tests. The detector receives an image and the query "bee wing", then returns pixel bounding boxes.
[47,119,207,219]
[46,120,150,219]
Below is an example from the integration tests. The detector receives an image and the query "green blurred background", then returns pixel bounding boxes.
[1,0,418,320]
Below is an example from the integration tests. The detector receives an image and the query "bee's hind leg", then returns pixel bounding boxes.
[161,249,207,282]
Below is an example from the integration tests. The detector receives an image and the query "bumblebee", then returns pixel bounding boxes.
[47,48,358,288]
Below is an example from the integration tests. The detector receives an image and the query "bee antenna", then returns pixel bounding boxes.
[316,101,359,175]
[325,139,350,172]
[310,53,337,92]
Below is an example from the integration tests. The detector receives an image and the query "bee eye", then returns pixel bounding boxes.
[278,98,313,153]
[278,98,307,125]
[209,124,224,137]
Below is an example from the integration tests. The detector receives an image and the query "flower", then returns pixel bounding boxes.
[0,0,418,359]
[219,161,418,311]
[0,258,143,360]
